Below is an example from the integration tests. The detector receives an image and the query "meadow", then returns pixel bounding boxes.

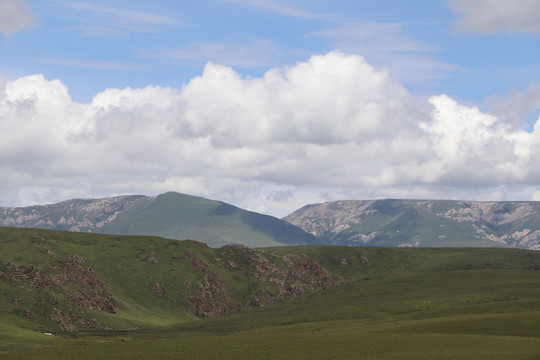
[1,228,540,359]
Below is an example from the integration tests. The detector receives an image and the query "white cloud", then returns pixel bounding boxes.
[2,52,540,216]
[485,84,540,131]
[0,0,35,35]
[448,0,540,35]
[422,95,532,183]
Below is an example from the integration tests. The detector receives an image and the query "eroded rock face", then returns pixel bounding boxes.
[49,254,118,314]
[184,250,236,317]
[183,247,342,318]
[0,254,117,332]
[185,272,236,318]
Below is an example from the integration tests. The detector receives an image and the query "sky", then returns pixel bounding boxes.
[1,0,540,217]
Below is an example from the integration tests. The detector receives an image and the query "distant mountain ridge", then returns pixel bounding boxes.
[0,195,145,233]
[0,192,319,248]
[5,194,540,249]
[283,199,540,250]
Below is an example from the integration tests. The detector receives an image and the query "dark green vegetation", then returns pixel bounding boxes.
[2,227,540,359]
[0,192,319,247]
[284,199,540,249]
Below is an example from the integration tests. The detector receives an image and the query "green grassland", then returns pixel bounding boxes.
[2,227,540,359]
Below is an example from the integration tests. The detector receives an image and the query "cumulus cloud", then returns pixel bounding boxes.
[1,52,540,215]
[0,0,35,35]
[448,0,540,35]
[422,95,533,183]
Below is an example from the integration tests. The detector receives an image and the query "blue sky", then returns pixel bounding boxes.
[2,0,540,216]
[4,0,539,102]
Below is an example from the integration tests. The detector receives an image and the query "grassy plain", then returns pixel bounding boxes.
[1,228,540,359]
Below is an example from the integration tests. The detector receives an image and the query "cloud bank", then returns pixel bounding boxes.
[0,0,35,35]
[1,52,539,215]
[448,0,540,35]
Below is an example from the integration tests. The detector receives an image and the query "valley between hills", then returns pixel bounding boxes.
[1,192,540,359]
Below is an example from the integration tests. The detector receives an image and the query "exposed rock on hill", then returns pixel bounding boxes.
[284,199,540,249]
[0,195,143,232]
[0,228,341,332]
[0,251,117,332]
[184,247,342,318]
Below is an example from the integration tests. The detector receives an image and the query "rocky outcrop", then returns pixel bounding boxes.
[0,253,117,332]
[183,246,342,318]
[284,200,378,239]
[48,254,117,313]
[144,252,159,263]
[438,202,536,226]
[149,281,166,297]
[185,272,236,318]
[184,250,236,317]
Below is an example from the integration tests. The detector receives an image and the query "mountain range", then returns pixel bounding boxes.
[3,192,540,249]
[0,192,318,248]
[285,199,540,250]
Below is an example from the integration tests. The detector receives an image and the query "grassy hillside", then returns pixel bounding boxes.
[284,199,540,249]
[97,192,319,247]
[0,192,319,248]
[2,227,540,359]
[0,227,336,334]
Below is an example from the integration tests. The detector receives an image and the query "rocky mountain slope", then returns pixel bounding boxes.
[283,199,540,250]
[0,195,144,233]
[0,192,319,247]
